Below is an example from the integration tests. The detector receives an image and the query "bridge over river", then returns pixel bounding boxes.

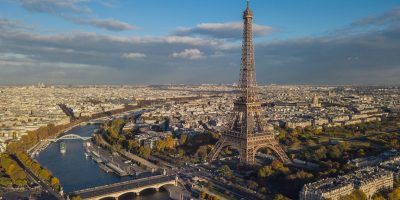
[47,134,91,142]
[71,175,178,200]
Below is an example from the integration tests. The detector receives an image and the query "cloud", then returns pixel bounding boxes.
[0,7,400,85]
[122,52,146,60]
[177,22,273,39]
[252,26,400,85]
[19,0,91,14]
[17,0,136,31]
[73,18,137,31]
[170,49,204,60]
[352,7,400,27]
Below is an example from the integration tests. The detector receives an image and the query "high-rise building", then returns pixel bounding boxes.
[208,2,290,165]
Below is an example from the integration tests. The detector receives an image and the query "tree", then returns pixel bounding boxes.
[287,170,313,180]
[127,140,139,152]
[343,190,367,200]
[247,180,258,190]
[0,177,12,187]
[274,194,290,200]
[178,148,185,157]
[195,145,209,161]
[138,146,151,159]
[179,133,188,145]
[313,146,327,160]
[389,187,400,200]
[217,165,233,177]
[259,187,268,194]
[372,195,386,200]
[164,135,175,149]
[271,160,290,174]
[200,191,207,199]
[71,196,82,200]
[358,149,365,156]
[155,140,166,152]
[39,168,51,181]
[328,145,342,159]
[258,166,274,178]
[51,177,61,191]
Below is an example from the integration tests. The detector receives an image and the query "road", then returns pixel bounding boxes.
[177,164,264,200]
[11,155,63,200]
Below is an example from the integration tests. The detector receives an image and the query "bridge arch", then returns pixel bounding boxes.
[117,192,136,200]
[98,197,115,200]
[116,182,174,199]
[50,134,91,142]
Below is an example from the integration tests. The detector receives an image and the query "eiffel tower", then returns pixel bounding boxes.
[208,1,290,165]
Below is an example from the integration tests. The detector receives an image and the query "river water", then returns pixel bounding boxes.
[36,125,169,200]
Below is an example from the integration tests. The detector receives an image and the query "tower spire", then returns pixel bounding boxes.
[241,0,255,103]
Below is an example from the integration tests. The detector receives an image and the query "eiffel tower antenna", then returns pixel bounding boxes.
[208,1,290,165]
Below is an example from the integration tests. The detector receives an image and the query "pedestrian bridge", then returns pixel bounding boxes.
[71,175,178,200]
[47,134,91,142]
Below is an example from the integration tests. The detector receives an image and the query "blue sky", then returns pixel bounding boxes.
[0,0,399,85]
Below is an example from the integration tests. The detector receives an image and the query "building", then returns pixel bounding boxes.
[300,167,394,200]
[300,177,354,200]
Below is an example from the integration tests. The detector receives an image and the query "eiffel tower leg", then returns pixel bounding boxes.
[271,144,291,164]
[239,145,256,165]
[208,137,227,161]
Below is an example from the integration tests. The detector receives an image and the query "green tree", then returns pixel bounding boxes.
[178,148,185,157]
[179,133,188,145]
[0,177,12,187]
[271,160,290,174]
[71,196,82,200]
[258,165,274,178]
[358,149,365,156]
[274,194,290,200]
[217,165,233,177]
[51,177,61,191]
[39,168,51,181]
[195,145,209,161]
[138,146,151,159]
[247,180,258,190]
[127,140,139,152]
[328,145,342,159]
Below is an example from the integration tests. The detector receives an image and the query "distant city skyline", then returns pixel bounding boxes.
[0,0,399,85]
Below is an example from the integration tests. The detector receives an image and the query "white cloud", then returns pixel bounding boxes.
[122,52,146,59]
[177,22,273,39]
[170,49,204,60]
[71,18,137,31]
[17,0,136,31]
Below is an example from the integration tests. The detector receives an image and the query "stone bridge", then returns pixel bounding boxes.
[71,175,178,200]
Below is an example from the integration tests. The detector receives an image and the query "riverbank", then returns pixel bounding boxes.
[36,125,170,200]
[83,140,146,177]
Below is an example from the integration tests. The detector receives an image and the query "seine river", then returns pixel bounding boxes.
[36,125,169,200]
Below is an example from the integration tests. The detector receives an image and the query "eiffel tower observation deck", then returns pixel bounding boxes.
[208,1,290,165]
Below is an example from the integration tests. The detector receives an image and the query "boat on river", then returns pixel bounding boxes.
[60,142,66,154]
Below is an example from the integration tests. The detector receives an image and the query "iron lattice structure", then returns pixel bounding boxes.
[208,2,290,165]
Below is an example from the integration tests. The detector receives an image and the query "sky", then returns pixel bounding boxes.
[0,0,399,85]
